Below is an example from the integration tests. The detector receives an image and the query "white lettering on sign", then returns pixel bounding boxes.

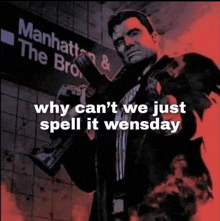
[18,18,98,62]
[18,18,33,38]
[54,53,81,77]
[17,18,112,77]
[18,38,48,65]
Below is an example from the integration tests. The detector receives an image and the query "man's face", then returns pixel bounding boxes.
[112,17,158,65]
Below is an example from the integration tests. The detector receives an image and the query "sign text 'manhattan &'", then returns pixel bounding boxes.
[18,18,104,78]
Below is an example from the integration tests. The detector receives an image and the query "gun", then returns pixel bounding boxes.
[28,54,131,176]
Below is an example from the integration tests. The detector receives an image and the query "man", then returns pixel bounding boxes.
[62,10,220,221]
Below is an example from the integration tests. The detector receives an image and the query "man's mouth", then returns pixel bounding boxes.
[127,50,141,58]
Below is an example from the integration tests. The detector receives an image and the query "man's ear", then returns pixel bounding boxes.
[151,31,159,44]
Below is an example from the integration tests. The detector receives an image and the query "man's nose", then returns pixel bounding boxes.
[124,36,135,47]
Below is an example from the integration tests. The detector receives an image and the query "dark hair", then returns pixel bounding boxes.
[108,10,154,38]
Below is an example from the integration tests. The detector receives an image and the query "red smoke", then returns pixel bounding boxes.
[130,148,219,221]
[160,2,219,67]
[72,204,90,221]
[1,182,94,221]
[1,184,25,221]
[192,92,220,221]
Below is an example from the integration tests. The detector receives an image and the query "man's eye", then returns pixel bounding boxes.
[117,39,124,46]
[130,30,139,37]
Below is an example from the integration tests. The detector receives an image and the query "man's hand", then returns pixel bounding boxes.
[65,84,87,105]
[155,82,183,135]
[58,84,96,140]
[58,84,87,121]
[160,94,183,133]
[57,84,88,107]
